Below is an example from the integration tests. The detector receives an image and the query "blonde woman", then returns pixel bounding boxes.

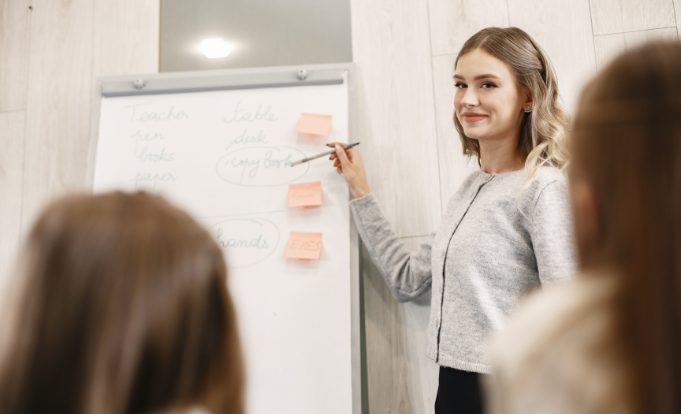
[0,192,243,414]
[330,27,575,413]
[488,40,681,414]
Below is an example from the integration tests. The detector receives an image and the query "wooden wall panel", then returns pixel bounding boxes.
[594,27,679,68]
[21,0,160,234]
[508,0,596,113]
[590,0,676,35]
[0,0,30,111]
[21,0,95,233]
[675,0,681,38]
[92,0,160,77]
[350,0,441,238]
[88,0,160,181]
[428,0,508,55]
[0,111,25,303]
[362,236,436,413]
[351,0,442,410]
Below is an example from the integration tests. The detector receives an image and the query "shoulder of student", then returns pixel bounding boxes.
[490,276,604,370]
[487,274,631,413]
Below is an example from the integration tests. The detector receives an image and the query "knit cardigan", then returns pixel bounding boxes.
[349,167,576,373]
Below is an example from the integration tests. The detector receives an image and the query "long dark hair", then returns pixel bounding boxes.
[0,191,243,413]
[571,40,681,413]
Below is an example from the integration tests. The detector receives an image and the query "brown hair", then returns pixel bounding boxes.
[454,27,569,174]
[570,40,681,413]
[0,192,243,413]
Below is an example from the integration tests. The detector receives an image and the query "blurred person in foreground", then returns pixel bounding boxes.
[487,40,681,414]
[0,191,243,414]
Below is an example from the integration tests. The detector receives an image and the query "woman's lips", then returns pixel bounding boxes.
[462,113,487,122]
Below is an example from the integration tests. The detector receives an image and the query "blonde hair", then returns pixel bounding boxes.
[454,27,569,175]
[0,192,243,414]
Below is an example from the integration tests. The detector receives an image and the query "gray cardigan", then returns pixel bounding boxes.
[349,167,575,373]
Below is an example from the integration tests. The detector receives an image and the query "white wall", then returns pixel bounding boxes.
[0,0,679,412]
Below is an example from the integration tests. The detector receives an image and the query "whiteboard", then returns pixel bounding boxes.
[92,65,359,414]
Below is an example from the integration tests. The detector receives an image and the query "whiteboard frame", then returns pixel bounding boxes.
[88,63,363,413]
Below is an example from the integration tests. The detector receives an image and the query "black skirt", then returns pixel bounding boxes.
[434,366,485,414]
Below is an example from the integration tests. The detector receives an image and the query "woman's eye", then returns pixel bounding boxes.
[454,82,466,89]
[481,82,497,89]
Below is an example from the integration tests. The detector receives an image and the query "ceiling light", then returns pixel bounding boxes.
[198,38,233,59]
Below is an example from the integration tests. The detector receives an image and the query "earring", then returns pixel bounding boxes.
[524,107,532,113]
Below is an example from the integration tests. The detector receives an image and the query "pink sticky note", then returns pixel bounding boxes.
[288,181,322,208]
[296,113,332,137]
[286,232,322,260]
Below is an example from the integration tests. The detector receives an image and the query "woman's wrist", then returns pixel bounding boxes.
[350,184,370,199]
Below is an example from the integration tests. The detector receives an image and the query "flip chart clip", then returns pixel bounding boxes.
[296,69,308,81]
[132,79,147,90]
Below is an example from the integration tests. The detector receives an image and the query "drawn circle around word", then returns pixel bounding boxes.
[211,217,280,268]
[216,146,310,186]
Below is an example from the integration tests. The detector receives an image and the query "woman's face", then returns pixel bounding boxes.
[454,49,529,145]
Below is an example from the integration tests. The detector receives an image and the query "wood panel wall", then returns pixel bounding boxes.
[0,0,159,300]
[1,0,679,412]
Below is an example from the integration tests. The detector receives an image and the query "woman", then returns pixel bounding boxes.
[488,40,681,414]
[331,27,575,413]
[0,192,243,413]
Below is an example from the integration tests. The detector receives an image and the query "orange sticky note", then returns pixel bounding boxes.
[286,232,322,260]
[296,113,332,137]
[288,181,322,208]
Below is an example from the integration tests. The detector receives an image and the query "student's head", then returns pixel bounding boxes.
[569,40,681,413]
[0,191,243,414]
[453,27,568,172]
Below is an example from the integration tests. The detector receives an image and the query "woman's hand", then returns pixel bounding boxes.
[328,143,371,198]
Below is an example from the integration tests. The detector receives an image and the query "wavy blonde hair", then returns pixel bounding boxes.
[453,27,569,175]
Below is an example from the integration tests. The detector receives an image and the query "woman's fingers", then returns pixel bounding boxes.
[335,145,352,167]
[325,144,369,198]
